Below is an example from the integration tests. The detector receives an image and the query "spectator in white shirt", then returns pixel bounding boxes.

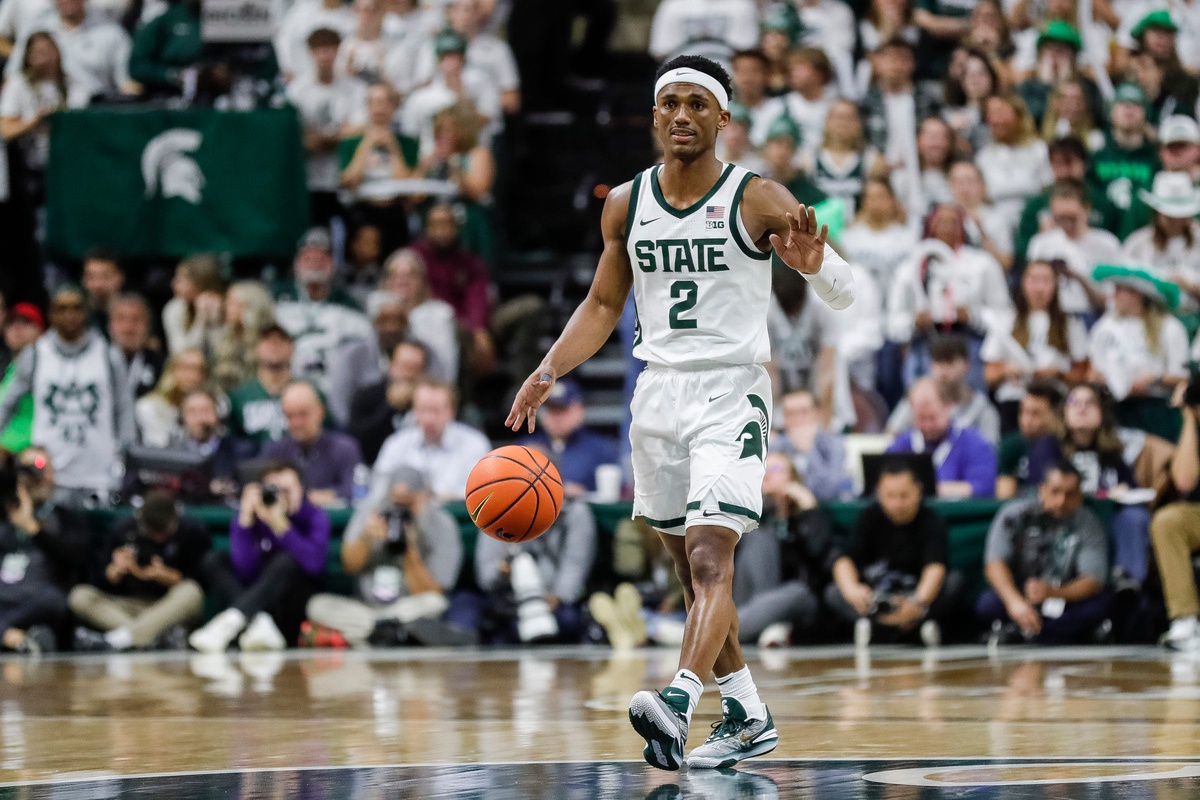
[949,159,1014,272]
[379,0,441,93]
[888,204,1013,391]
[337,0,396,84]
[273,0,355,82]
[730,48,784,147]
[401,29,500,158]
[890,115,955,219]
[286,27,368,226]
[781,47,838,161]
[372,379,491,499]
[0,0,53,60]
[794,0,857,96]
[1157,115,1200,184]
[975,93,1053,232]
[841,176,918,294]
[368,248,459,382]
[1088,265,1188,403]
[413,0,519,114]
[1122,171,1200,311]
[983,259,1089,421]
[0,31,67,180]
[647,0,759,63]
[5,0,133,105]
[1026,179,1122,318]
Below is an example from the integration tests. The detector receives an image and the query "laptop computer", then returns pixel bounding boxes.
[860,452,938,498]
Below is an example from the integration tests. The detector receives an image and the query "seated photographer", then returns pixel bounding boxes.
[70,490,210,652]
[190,460,330,653]
[825,459,959,647]
[13,446,89,592]
[171,388,253,502]
[260,381,363,507]
[978,461,1111,645]
[0,450,77,655]
[306,466,468,647]
[466,498,597,644]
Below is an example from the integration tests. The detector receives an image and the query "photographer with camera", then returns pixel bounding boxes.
[189,460,330,653]
[0,449,79,654]
[826,459,959,648]
[1149,378,1200,651]
[978,461,1111,645]
[470,498,597,644]
[305,466,468,647]
[70,489,210,652]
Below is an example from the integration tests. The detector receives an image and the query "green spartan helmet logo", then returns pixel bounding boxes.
[738,395,769,461]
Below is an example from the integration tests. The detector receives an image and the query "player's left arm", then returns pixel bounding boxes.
[741,177,855,310]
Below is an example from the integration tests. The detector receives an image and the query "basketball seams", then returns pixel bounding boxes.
[468,446,564,541]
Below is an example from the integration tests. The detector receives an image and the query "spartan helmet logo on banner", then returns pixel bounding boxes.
[142,129,205,204]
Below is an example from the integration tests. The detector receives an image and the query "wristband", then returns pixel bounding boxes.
[802,244,855,310]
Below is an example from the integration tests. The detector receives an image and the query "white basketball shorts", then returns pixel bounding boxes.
[629,363,771,536]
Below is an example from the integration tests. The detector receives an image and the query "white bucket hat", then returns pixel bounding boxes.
[1138,171,1200,219]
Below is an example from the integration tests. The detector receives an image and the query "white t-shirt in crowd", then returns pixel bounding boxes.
[0,0,52,44]
[285,73,368,192]
[648,0,759,60]
[745,95,785,148]
[974,138,1053,231]
[839,221,918,296]
[886,241,1013,342]
[1123,221,1200,311]
[372,420,492,499]
[0,74,64,169]
[781,88,837,161]
[1088,312,1189,400]
[981,309,1089,401]
[399,68,501,157]
[1027,227,1124,316]
[6,16,130,104]
[891,166,952,220]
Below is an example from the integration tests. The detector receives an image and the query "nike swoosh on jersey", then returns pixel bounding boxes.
[640,217,662,225]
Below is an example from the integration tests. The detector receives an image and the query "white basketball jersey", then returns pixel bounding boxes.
[626,163,773,369]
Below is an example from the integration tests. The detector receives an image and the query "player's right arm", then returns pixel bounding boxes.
[506,183,635,433]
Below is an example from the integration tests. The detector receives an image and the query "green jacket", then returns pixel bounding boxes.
[0,361,33,452]
[129,1,202,91]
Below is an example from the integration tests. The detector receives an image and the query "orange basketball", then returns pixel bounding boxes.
[466,445,564,543]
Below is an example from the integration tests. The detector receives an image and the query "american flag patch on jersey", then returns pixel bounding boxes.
[706,205,725,219]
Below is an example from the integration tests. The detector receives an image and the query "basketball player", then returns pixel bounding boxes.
[506,55,855,771]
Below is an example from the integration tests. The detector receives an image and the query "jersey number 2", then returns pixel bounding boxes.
[669,280,698,329]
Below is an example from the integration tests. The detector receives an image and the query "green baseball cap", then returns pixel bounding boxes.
[433,29,468,58]
[1131,9,1178,39]
[1093,264,1180,310]
[761,5,802,44]
[765,115,802,146]
[1111,82,1148,108]
[1037,20,1083,51]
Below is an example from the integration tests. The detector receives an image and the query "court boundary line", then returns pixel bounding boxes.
[4,756,1200,789]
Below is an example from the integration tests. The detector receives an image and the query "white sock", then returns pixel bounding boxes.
[667,668,703,722]
[105,627,133,651]
[716,665,766,721]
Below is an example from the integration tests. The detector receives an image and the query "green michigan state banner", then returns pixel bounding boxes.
[46,107,308,259]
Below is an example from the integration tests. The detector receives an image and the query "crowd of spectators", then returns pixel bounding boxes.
[2,0,1200,655]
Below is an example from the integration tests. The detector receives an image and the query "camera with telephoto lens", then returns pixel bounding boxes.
[382,505,411,556]
[260,484,279,507]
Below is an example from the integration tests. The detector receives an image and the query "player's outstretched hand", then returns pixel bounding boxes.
[506,369,556,433]
[769,204,827,275]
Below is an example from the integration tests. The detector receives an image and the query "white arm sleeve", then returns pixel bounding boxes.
[801,244,856,310]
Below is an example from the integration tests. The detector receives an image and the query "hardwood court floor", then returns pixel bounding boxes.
[0,645,1198,798]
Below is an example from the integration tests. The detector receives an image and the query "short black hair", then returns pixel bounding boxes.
[1025,379,1064,409]
[656,55,733,102]
[307,27,341,49]
[1044,459,1082,485]
[879,456,922,486]
[258,324,294,344]
[137,489,180,535]
[929,334,969,363]
[260,459,302,485]
[1048,136,1088,164]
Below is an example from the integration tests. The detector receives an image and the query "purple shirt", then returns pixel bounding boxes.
[261,431,363,502]
[230,500,331,581]
[887,425,997,498]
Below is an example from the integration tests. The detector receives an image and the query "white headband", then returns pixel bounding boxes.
[653,67,730,111]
